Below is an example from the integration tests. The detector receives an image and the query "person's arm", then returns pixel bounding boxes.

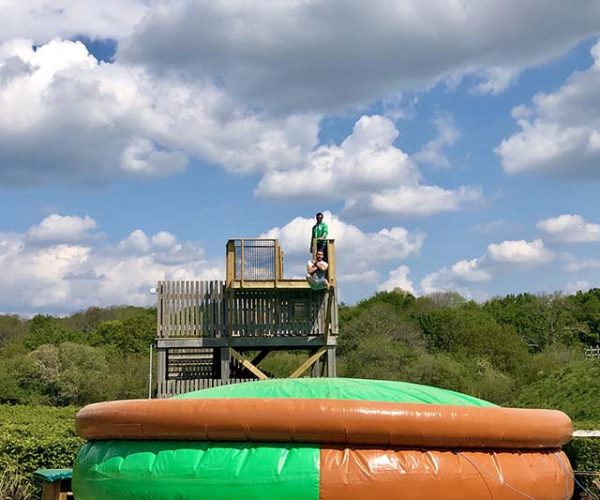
[322,222,328,238]
[307,260,318,274]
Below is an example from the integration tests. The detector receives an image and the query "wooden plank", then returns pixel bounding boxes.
[229,348,269,380]
[289,346,327,378]
[323,287,335,344]
[250,350,270,365]
[327,346,337,377]
[228,280,311,289]
[326,240,336,287]
[156,281,162,338]
[220,347,230,381]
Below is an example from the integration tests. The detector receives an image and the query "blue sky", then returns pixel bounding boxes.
[1,1,600,315]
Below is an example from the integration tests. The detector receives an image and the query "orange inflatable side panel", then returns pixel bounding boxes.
[319,447,574,500]
[76,398,572,449]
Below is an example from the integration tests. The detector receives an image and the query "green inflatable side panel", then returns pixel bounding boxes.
[73,440,320,500]
[175,377,495,407]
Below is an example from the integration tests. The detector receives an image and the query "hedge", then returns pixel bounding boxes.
[0,405,84,497]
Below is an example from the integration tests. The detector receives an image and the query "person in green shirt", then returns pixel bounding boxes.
[310,212,328,254]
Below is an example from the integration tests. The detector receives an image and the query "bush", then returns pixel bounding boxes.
[516,360,600,421]
[565,426,600,498]
[0,405,84,497]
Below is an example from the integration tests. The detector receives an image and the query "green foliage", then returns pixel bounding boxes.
[0,355,42,405]
[62,305,154,334]
[568,288,600,346]
[483,293,581,349]
[260,352,311,378]
[516,360,600,421]
[0,315,28,348]
[29,343,111,405]
[0,466,35,500]
[564,435,600,496]
[340,289,416,323]
[88,314,155,354]
[0,405,84,497]
[23,315,83,350]
[414,292,467,311]
[416,307,528,375]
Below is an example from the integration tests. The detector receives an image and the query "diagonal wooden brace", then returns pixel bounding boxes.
[229,348,269,380]
[289,346,328,378]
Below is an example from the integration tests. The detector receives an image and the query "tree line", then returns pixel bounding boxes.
[0,289,599,420]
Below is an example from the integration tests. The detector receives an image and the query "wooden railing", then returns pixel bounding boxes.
[157,280,225,338]
[157,280,337,339]
[227,289,328,337]
[157,378,255,398]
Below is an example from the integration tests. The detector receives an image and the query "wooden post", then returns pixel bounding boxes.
[156,348,166,397]
[226,240,235,286]
[327,346,337,377]
[220,347,230,381]
[323,287,335,343]
[326,240,336,287]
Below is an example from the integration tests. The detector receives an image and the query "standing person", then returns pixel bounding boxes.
[310,212,328,254]
[306,250,329,290]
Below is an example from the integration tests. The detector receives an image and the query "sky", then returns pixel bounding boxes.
[2,0,600,315]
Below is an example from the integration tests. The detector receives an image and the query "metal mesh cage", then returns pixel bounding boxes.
[233,239,277,281]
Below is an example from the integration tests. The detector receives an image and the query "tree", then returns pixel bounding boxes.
[417,307,529,376]
[24,315,83,350]
[88,314,155,354]
[29,342,112,405]
[0,315,28,347]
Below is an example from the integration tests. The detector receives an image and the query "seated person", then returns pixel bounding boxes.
[306,250,329,290]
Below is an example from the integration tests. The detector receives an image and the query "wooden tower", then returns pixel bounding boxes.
[154,238,338,397]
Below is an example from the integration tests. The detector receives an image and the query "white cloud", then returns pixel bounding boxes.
[471,66,518,95]
[562,254,600,273]
[25,214,98,244]
[421,238,554,295]
[0,216,220,315]
[450,259,492,283]
[256,115,482,217]
[497,39,600,176]
[0,38,319,186]
[1,40,478,219]
[345,185,482,218]
[377,265,415,294]
[486,239,554,265]
[119,0,600,113]
[0,1,150,44]
[537,214,600,243]
[414,113,460,167]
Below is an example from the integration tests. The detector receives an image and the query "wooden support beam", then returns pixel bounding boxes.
[250,350,270,366]
[289,346,327,378]
[323,286,335,344]
[220,347,230,381]
[327,346,337,377]
[229,348,269,380]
